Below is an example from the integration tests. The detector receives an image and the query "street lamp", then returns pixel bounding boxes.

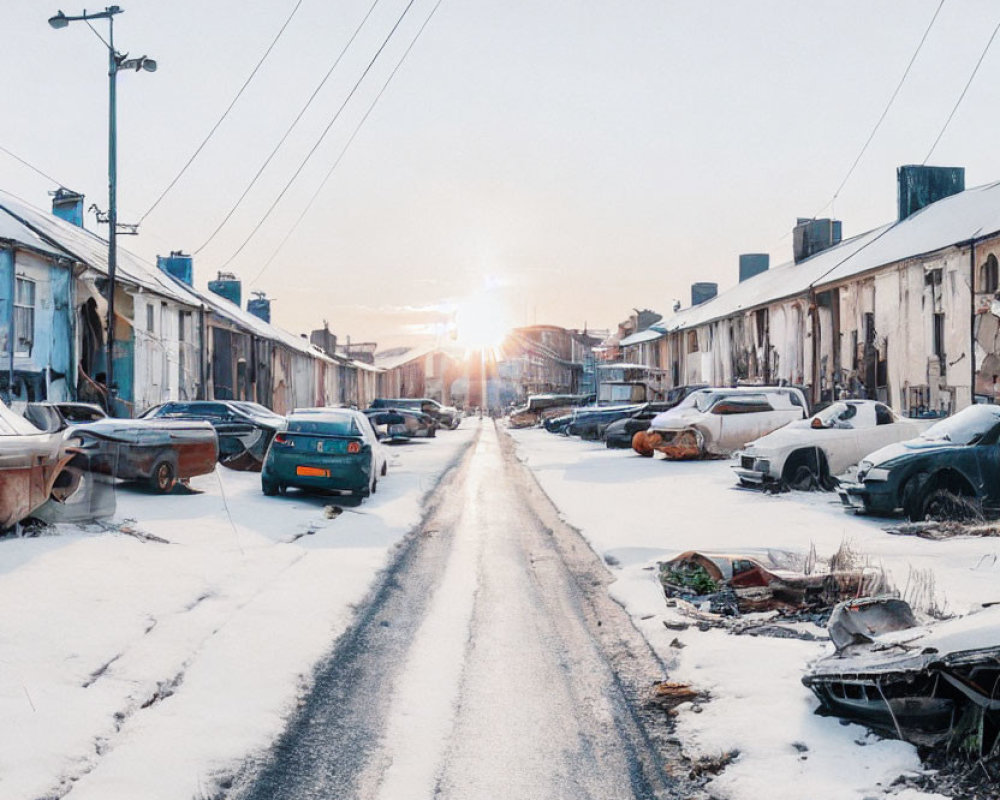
[49,6,155,403]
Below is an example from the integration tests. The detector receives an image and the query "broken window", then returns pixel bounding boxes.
[13,276,35,356]
[934,312,945,373]
[982,254,999,294]
[146,303,155,333]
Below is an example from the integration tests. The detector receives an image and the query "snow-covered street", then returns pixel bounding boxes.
[0,426,475,800]
[509,427,1000,800]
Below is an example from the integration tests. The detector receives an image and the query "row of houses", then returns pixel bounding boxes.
[0,188,379,415]
[614,165,1000,417]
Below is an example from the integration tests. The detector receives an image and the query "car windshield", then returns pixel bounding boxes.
[288,416,358,436]
[232,402,282,417]
[811,402,858,429]
[921,405,1000,445]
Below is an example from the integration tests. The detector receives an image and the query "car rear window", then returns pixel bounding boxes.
[288,417,358,436]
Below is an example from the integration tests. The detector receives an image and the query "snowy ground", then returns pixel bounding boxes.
[508,427,1000,800]
[0,425,475,800]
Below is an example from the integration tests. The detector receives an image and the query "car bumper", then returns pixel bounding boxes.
[264,455,370,492]
[837,481,897,514]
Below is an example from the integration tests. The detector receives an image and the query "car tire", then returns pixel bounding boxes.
[148,458,176,494]
[381,461,387,477]
[262,478,279,496]
[789,464,817,492]
[919,488,980,522]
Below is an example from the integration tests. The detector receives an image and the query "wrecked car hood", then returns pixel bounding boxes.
[742,421,851,453]
[863,437,962,466]
[648,408,702,431]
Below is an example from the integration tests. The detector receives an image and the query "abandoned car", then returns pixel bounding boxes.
[733,400,920,490]
[0,400,80,529]
[803,597,1000,750]
[508,393,594,429]
[261,408,387,498]
[370,397,460,430]
[362,407,433,440]
[140,400,285,471]
[837,404,1000,521]
[634,386,808,459]
[604,387,707,449]
[67,418,218,493]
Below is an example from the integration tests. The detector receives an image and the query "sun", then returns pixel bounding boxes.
[453,288,509,354]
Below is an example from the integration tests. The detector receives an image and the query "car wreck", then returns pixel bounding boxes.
[733,400,920,490]
[508,393,594,429]
[838,404,1000,521]
[0,401,81,529]
[634,387,808,459]
[803,597,1000,753]
[658,549,887,615]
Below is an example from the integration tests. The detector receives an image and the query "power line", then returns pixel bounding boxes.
[924,16,1000,164]
[138,0,307,225]
[217,0,419,270]
[192,0,381,254]
[248,0,444,289]
[0,144,66,187]
[812,0,946,219]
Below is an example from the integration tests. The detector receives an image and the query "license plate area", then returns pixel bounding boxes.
[296,465,330,477]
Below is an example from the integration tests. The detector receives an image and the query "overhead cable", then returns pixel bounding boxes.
[138,0,306,225]
[0,144,66,187]
[193,0,381,254]
[248,0,444,288]
[923,16,1000,164]
[812,0,946,219]
[217,0,419,270]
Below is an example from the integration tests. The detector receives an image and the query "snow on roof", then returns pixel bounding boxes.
[0,190,203,308]
[619,327,666,346]
[661,179,1000,333]
[0,191,349,363]
[0,206,69,261]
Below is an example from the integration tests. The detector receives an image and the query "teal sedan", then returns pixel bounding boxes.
[261,408,387,499]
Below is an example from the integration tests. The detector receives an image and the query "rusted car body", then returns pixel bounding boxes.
[659,550,885,614]
[0,402,77,529]
[803,598,1000,751]
[508,394,594,429]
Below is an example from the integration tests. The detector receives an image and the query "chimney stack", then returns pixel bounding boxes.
[51,188,84,227]
[157,251,193,285]
[208,271,242,307]
[793,218,842,263]
[247,291,271,323]
[739,253,769,282]
[691,282,718,306]
[897,165,965,222]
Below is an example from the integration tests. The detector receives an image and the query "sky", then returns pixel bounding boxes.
[3,0,1000,349]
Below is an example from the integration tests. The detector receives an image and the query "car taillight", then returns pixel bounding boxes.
[274,433,294,447]
[347,441,361,454]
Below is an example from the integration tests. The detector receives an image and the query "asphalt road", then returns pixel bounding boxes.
[230,421,682,800]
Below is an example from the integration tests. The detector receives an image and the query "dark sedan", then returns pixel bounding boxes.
[838,404,1000,520]
[140,400,285,471]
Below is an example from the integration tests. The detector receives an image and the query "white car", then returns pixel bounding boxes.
[733,399,919,490]
[636,386,808,459]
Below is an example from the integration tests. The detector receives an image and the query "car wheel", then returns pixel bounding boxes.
[149,458,176,494]
[789,464,817,492]
[381,461,387,477]
[371,476,378,494]
[920,488,981,522]
[262,478,279,496]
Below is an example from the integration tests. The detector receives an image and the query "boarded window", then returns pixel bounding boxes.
[14,277,35,356]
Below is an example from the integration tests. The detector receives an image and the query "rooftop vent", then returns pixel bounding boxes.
[51,188,84,227]
[247,291,271,323]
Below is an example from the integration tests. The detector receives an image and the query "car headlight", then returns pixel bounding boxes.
[754,458,770,474]
[864,467,891,482]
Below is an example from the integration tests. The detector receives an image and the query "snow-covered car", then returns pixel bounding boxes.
[634,386,808,459]
[837,404,1000,520]
[733,400,919,490]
